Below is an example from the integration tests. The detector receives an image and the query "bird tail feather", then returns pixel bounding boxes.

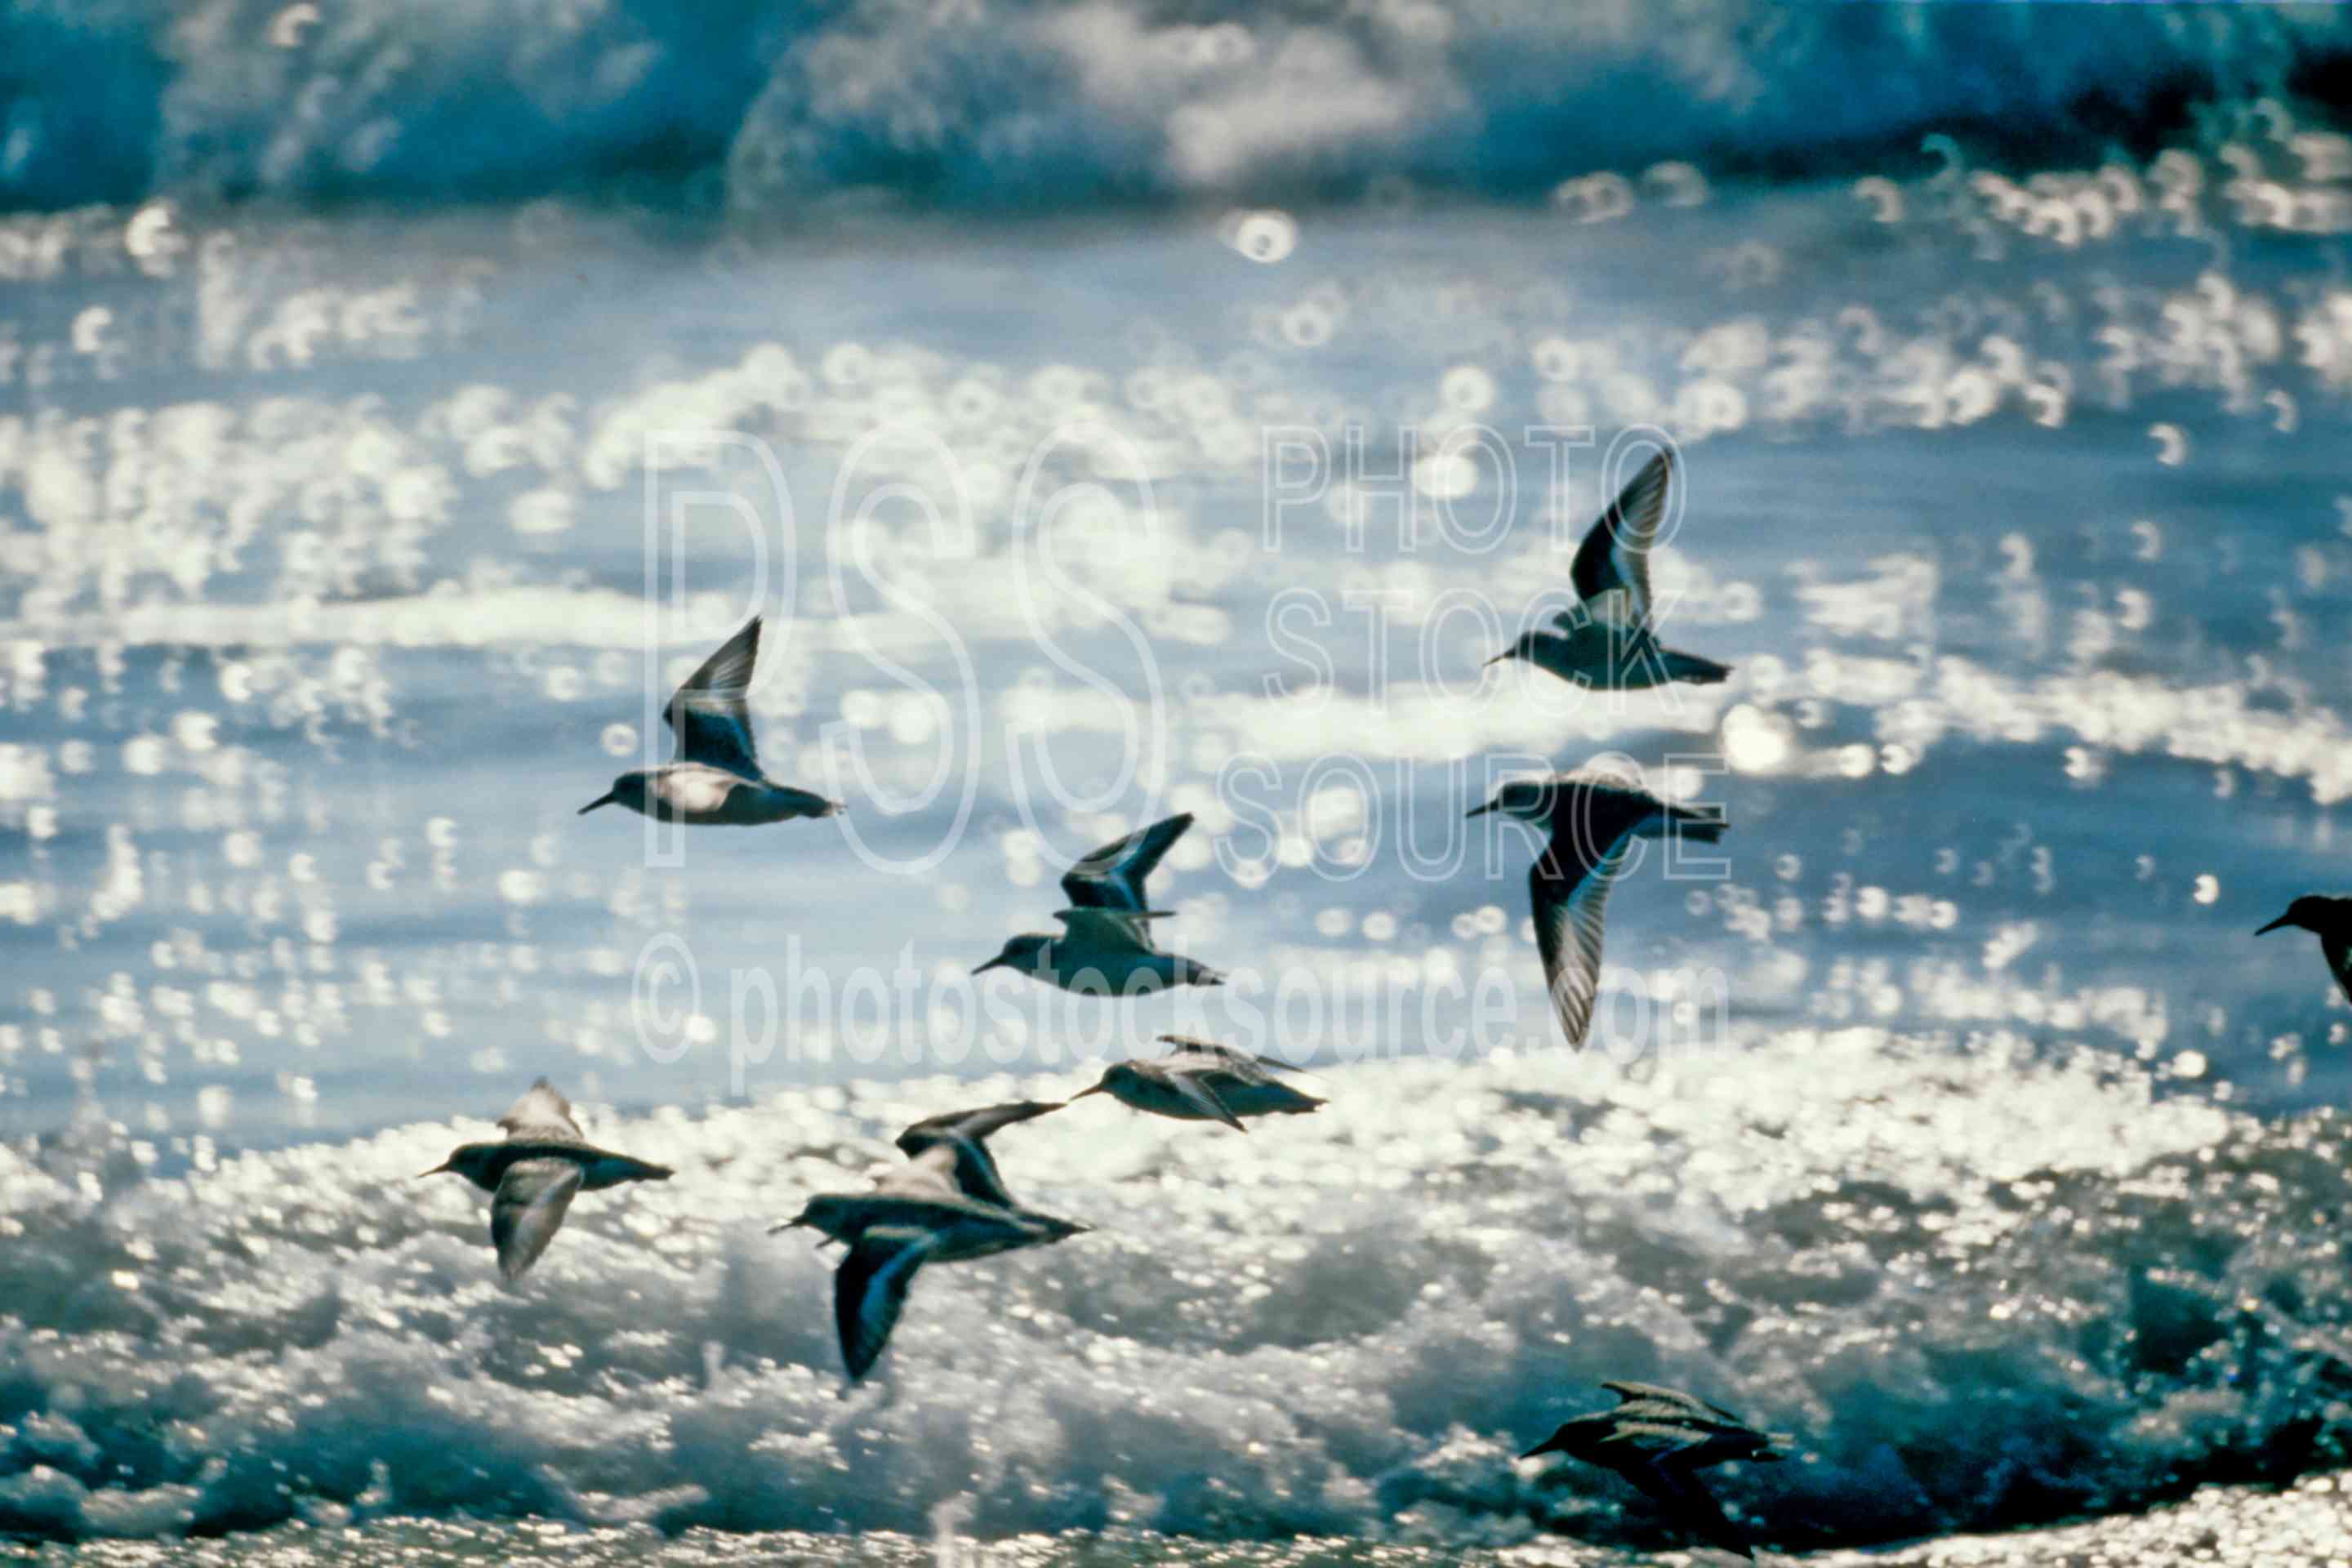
[1667,804,1726,844]
[1664,651,1732,684]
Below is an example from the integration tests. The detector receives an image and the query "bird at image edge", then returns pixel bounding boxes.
[2257,894,2352,1007]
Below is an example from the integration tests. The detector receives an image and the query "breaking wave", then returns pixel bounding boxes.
[2,1,2348,214]
[6,1030,2351,1552]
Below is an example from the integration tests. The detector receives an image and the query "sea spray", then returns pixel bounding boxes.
[2,1033,2345,1552]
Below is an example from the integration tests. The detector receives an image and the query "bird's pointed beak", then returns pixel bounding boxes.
[2257,915,2293,934]
[578,791,617,815]
[1520,1435,1564,1460]
[1465,801,1494,818]
[1069,1084,1107,1100]
[418,1159,454,1178]
[767,1216,808,1235]
[972,956,1008,975]
[1484,650,1511,666]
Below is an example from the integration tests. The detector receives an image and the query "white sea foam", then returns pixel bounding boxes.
[3,1030,2342,1552]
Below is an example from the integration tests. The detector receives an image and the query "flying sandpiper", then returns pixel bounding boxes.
[2257,894,2352,1008]
[580,616,844,827]
[773,1100,1086,1381]
[1068,1036,1324,1132]
[420,1078,671,1284]
[1521,1380,1792,1561]
[973,813,1226,996]
[1486,448,1731,693]
[1468,771,1726,1050]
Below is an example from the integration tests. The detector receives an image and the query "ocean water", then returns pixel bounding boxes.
[11,1,2352,1560]
[7,1040,2352,1559]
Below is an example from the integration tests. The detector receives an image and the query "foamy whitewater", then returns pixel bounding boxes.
[7,1034,2352,1558]
[11,2,2352,1561]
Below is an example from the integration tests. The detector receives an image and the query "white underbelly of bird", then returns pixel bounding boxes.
[645,764,840,826]
[1031,945,1214,995]
[1517,626,1731,692]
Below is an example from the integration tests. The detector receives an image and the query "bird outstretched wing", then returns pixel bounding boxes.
[1061,813,1192,912]
[491,1157,583,1284]
[666,617,763,777]
[1530,794,1660,1049]
[1569,448,1673,628]
[1053,906,1163,957]
[1153,1064,1247,1131]
[835,1225,938,1380]
[497,1077,585,1142]
[2323,931,2352,1009]
[1613,1451,1756,1561]
[1156,1044,1307,1081]
[1602,1381,1749,1425]
[894,1100,1065,1208]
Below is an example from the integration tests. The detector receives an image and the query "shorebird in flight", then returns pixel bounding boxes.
[1069,1036,1323,1132]
[1486,448,1731,693]
[1468,772,1725,1050]
[1521,1381,1791,1561]
[420,1079,671,1284]
[973,813,1225,996]
[580,616,844,826]
[2257,895,2352,1008]
[774,1100,1086,1381]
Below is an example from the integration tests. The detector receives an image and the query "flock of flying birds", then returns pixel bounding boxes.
[416,448,2352,1561]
